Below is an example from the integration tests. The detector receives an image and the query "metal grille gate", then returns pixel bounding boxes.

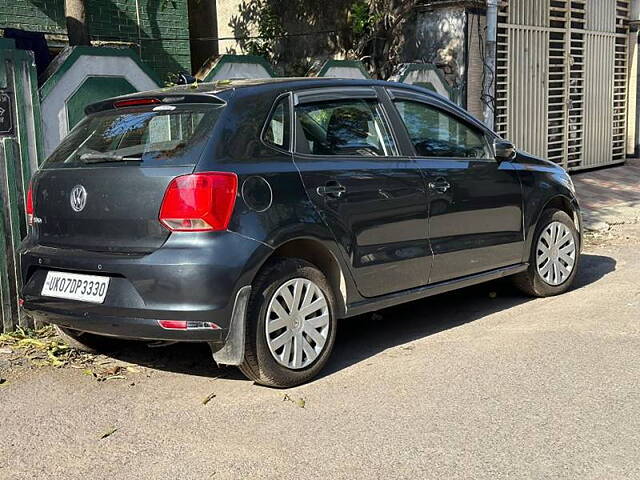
[495,0,630,171]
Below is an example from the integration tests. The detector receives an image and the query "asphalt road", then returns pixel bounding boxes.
[1,226,639,480]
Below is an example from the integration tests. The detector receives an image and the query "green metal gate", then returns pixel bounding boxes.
[0,39,43,332]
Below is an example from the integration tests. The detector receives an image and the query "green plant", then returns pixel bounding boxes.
[348,0,380,35]
[242,1,286,62]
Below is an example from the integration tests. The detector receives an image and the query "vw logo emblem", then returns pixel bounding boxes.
[70,185,87,212]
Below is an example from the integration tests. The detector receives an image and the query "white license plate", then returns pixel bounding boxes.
[41,271,110,304]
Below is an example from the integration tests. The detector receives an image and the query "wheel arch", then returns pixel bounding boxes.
[541,195,577,222]
[524,193,582,262]
[257,237,350,318]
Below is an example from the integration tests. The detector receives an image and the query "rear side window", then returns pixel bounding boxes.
[44,104,223,168]
[295,99,397,156]
[263,97,291,150]
[394,100,490,159]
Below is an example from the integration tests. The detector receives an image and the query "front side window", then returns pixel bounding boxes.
[394,100,490,159]
[263,97,290,150]
[295,99,397,156]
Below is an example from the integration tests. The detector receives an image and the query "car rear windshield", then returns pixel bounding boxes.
[43,104,224,168]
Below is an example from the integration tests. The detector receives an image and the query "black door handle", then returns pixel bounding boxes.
[317,181,347,198]
[428,177,451,194]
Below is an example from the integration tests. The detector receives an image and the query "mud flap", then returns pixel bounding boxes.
[211,285,251,366]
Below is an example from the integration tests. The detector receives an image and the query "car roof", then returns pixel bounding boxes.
[84,77,487,134]
[111,77,447,102]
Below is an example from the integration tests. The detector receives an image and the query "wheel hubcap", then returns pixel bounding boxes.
[265,278,330,370]
[536,221,576,286]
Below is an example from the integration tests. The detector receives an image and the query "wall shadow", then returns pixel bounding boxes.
[100,253,616,382]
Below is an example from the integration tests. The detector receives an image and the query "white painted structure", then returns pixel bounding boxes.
[198,55,275,81]
[320,66,366,79]
[316,60,370,79]
[204,62,271,80]
[40,49,159,157]
[392,65,453,100]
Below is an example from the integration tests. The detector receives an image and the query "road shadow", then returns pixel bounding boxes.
[321,253,616,379]
[101,253,616,382]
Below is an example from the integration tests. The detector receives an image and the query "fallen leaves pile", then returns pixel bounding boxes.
[0,326,141,385]
[0,326,77,368]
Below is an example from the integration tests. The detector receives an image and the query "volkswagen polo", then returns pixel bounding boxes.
[20,78,582,387]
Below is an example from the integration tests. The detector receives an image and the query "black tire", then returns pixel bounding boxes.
[238,258,338,388]
[54,325,115,354]
[513,208,580,297]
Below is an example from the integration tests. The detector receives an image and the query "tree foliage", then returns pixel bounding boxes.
[346,0,417,79]
[241,1,286,61]
[230,0,417,79]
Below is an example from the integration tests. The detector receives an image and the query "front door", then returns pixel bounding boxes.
[391,95,524,284]
[292,89,431,298]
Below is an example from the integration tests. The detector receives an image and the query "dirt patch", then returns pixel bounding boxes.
[583,223,640,248]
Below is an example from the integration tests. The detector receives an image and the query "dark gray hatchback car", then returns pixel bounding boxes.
[20,78,581,387]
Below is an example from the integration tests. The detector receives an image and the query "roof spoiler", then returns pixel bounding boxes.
[85,93,226,116]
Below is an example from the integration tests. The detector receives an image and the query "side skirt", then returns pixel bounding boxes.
[344,263,528,318]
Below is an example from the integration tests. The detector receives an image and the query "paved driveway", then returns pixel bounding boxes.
[573,158,640,230]
[1,226,639,479]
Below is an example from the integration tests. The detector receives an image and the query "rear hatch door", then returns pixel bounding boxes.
[33,101,224,253]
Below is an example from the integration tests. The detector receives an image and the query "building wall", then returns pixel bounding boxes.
[216,0,244,55]
[0,0,191,81]
[406,7,467,103]
[214,0,352,76]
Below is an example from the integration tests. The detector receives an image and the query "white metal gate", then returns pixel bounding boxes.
[496,0,630,170]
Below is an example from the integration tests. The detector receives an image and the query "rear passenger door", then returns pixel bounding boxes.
[389,89,524,284]
[292,87,431,298]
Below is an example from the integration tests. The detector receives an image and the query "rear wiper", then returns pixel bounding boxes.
[79,153,142,163]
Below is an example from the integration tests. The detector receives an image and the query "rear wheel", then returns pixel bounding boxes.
[238,258,337,388]
[514,208,580,297]
[54,325,115,354]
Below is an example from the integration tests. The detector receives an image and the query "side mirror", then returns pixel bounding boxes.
[494,140,516,162]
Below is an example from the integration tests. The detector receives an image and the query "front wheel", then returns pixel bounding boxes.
[238,258,337,388]
[513,208,580,297]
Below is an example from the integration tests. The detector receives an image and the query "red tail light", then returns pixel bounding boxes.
[159,172,238,232]
[26,182,34,226]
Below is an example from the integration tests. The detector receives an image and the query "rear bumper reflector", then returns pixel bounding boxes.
[157,320,221,330]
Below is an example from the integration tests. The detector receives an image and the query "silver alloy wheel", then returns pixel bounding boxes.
[536,221,576,286]
[265,278,330,370]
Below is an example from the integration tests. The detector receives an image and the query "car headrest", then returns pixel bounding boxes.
[325,107,372,148]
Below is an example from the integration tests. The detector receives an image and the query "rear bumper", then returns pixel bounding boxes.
[27,307,228,343]
[19,231,270,342]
